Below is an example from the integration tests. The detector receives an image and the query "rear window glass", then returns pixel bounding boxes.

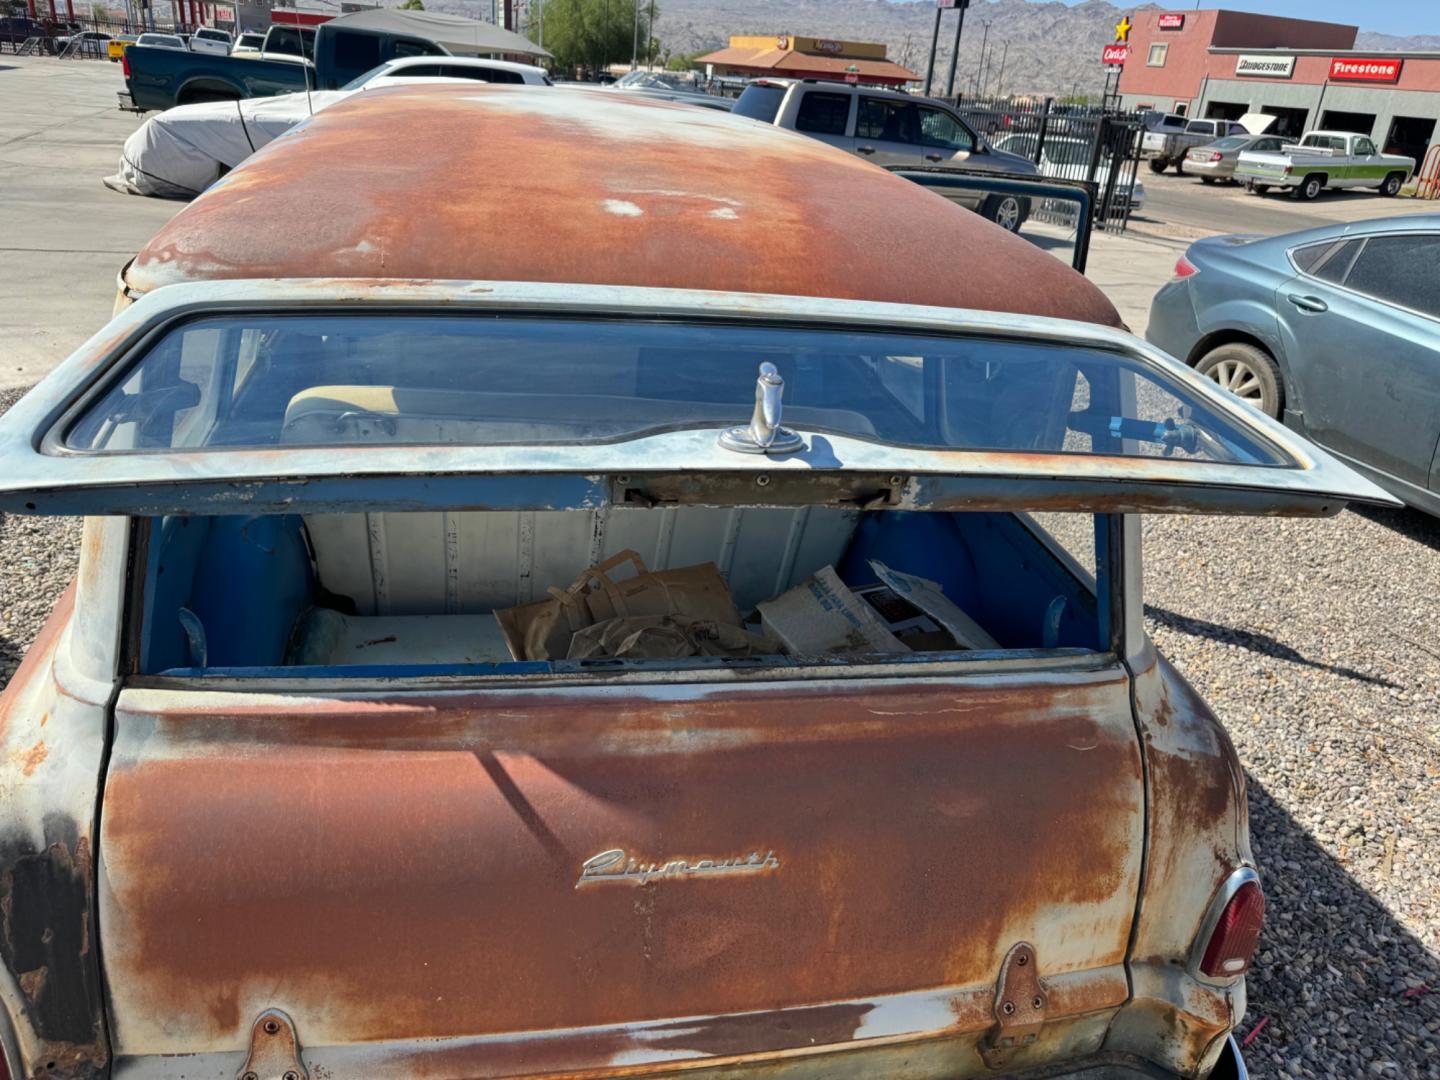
[731,84,785,124]
[63,316,1289,467]
[795,91,850,135]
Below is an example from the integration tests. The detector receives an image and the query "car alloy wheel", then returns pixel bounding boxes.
[988,195,1022,232]
[1381,174,1402,196]
[1195,343,1283,419]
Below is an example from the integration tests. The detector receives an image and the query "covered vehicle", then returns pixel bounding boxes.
[991,132,1146,215]
[104,56,551,197]
[0,86,1395,1080]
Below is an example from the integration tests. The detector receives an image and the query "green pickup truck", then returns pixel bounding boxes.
[121,21,446,111]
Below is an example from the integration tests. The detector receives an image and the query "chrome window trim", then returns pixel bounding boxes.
[1187,865,1261,985]
[0,278,1396,515]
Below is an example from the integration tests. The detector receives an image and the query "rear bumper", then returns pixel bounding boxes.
[1183,158,1234,178]
[1145,278,1201,362]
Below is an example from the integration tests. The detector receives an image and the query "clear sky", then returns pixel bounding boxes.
[1048,0,1437,38]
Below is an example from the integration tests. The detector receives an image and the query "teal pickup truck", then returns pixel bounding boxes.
[121,21,446,111]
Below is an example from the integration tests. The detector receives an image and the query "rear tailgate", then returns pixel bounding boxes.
[101,667,1144,1077]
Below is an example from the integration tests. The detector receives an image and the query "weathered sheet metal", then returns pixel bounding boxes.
[100,667,1144,1076]
[122,85,1123,328]
[1103,645,1251,1076]
[0,518,128,1079]
[0,279,1398,518]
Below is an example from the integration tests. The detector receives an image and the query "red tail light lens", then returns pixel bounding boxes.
[1172,254,1198,279]
[1200,880,1265,977]
[122,52,130,77]
[1210,151,1223,161]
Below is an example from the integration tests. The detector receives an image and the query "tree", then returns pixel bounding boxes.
[529,0,655,73]
[666,50,704,72]
[398,0,424,9]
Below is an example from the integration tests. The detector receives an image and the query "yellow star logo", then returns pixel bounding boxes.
[1115,15,1132,43]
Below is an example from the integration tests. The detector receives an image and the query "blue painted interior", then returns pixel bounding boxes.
[142,514,313,671]
[140,509,1102,675]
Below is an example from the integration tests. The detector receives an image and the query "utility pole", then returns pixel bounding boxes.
[993,40,1008,97]
[631,0,638,69]
[943,0,969,100]
[971,20,989,96]
[922,0,943,97]
[646,0,655,68]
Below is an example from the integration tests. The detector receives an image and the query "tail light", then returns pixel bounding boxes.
[122,51,130,77]
[1199,877,1265,978]
[1209,151,1223,162]
[1172,254,1198,279]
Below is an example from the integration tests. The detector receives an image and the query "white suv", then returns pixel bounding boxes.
[733,78,1041,231]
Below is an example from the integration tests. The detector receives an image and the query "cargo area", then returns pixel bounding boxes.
[136,506,1102,675]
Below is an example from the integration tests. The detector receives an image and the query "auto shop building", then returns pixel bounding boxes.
[1115,9,1440,165]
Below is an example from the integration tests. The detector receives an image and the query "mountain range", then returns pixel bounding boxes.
[654,0,1439,98]
[419,0,1439,99]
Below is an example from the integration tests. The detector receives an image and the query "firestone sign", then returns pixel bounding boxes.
[1329,57,1403,83]
[1157,13,1185,30]
[1102,44,1129,66]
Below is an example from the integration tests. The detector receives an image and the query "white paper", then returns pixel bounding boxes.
[757,566,908,656]
[869,560,1000,651]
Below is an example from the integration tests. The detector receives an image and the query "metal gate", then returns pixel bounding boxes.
[948,96,1142,234]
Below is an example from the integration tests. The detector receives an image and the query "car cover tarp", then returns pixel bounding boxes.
[103,91,348,198]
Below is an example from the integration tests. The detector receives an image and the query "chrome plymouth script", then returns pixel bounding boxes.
[577,847,780,888]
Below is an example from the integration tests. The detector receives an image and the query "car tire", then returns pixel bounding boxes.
[981,193,1026,234]
[1200,175,1216,184]
[1295,174,1325,200]
[1379,172,1404,197]
[1148,157,1168,174]
[1195,342,1283,419]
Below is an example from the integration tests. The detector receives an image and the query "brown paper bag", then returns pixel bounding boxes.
[494,550,742,661]
[580,551,742,627]
[567,615,781,661]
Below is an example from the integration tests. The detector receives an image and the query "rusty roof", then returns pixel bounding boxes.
[127,85,1121,327]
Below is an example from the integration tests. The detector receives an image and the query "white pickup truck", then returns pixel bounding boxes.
[1141,116,1249,174]
[1234,130,1415,199]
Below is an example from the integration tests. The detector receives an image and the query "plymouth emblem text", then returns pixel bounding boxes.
[577,847,780,888]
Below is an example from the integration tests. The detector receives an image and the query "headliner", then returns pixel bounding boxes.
[127,85,1121,328]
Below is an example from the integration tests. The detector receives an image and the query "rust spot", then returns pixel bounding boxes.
[0,826,107,1076]
[126,85,1122,329]
[0,584,75,741]
[19,963,47,1000]
[17,740,48,778]
[101,672,1144,1053]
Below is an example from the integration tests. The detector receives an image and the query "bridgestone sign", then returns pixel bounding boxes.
[1235,55,1296,78]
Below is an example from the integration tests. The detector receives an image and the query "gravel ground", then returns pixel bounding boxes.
[1,386,1437,1076]
[1144,510,1440,1078]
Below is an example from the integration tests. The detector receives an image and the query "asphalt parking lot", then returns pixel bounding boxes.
[1,55,1438,1079]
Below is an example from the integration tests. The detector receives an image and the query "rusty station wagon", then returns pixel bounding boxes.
[0,87,1393,1080]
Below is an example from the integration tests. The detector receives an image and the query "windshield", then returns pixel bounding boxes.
[340,61,393,90]
[62,314,1285,466]
[616,71,692,90]
[732,84,785,123]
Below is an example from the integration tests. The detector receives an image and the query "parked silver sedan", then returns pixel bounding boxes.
[1184,134,1287,183]
[1148,216,1440,516]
